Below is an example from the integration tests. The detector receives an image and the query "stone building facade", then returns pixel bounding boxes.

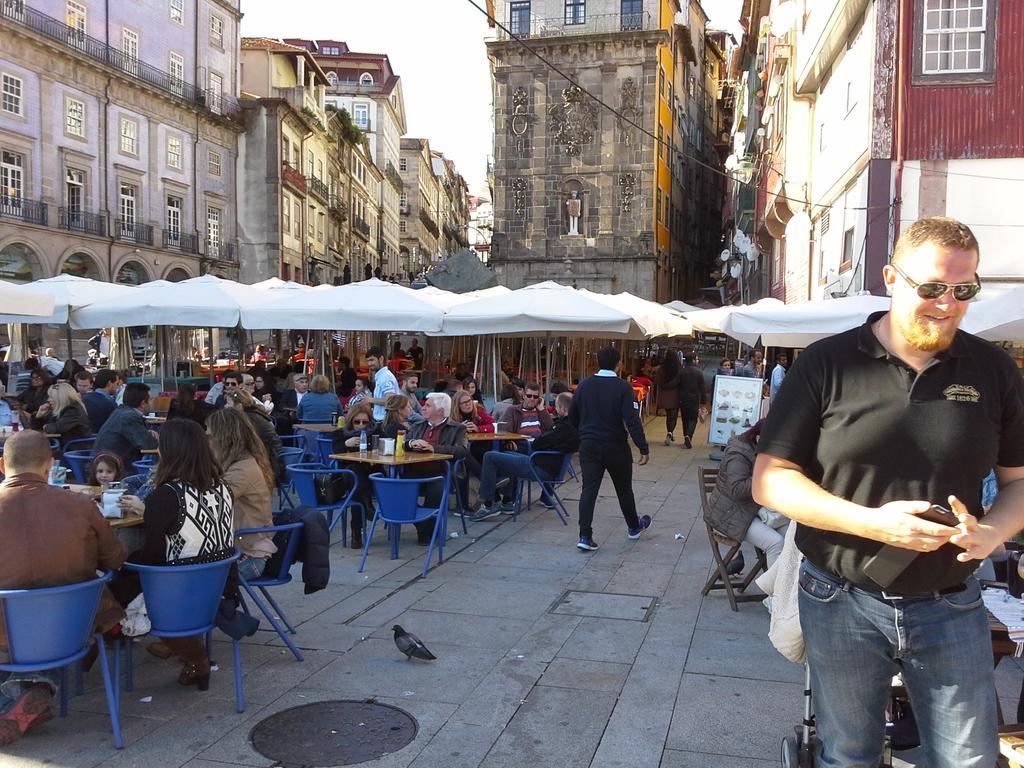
[399,137,441,273]
[0,0,242,285]
[486,0,675,300]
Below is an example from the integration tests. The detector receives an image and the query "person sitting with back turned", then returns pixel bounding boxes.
[296,375,339,423]
[93,382,159,468]
[0,431,126,746]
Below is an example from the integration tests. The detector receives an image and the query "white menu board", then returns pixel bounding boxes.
[708,375,764,446]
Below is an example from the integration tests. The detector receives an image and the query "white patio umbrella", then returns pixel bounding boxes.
[962,284,1024,341]
[439,281,638,337]
[239,278,446,332]
[580,290,693,338]
[0,275,131,325]
[0,280,56,320]
[721,294,891,347]
[71,275,265,329]
[663,299,704,314]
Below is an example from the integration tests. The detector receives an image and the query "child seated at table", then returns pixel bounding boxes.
[89,452,124,490]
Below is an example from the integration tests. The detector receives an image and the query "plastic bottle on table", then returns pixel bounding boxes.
[396,430,406,458]
[359,429,367,455]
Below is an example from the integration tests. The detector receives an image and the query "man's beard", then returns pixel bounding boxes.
[894,309,959,352]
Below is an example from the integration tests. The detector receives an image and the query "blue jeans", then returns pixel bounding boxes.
[237,556,268,581]
[0,671,58,713]
[798,560,997,768]
[479,451,548,504]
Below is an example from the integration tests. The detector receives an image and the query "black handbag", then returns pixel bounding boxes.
[314,471,355,505]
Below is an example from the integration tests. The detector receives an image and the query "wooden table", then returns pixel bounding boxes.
[330,451,454,478]
[108,513,144,529]
[295,423,339,433]
[145,416,167,425]
[141,448,158,455]
[66,483,101,499]
[467,431,529,452]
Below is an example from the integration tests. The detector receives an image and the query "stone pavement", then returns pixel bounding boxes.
[6,417,1023,768]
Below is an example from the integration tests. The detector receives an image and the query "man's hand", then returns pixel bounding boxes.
[947,494,1006,562]
[118,494,145,515]
[866,500,958,551]
[637,453,649,466]
[148,430,160,440]
[408,439,433,452]
[36,403,51,417]
[463,421,479,432]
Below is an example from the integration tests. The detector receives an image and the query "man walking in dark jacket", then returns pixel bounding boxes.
[677,351,707,449]
[569,346,651,551]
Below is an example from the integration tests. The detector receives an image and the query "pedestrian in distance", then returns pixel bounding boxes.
[655,348,682,446]
[569,346,651,552]
[753,216,1024,768]
[677,351,707,449]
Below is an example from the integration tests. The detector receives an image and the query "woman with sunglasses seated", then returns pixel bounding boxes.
[329,402,379,549]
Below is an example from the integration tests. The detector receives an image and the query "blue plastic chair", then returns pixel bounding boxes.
[278,434,304,449]
[276,447,306,509]
[286,463,363,544]
[449,458,470,535]
[512,451,574,525]
[0,572,123,748]
[63,449,97,484]
[315,436,337,466]
[131,460,154,479]
[236,522,304,661]
[360,467,450,578]
[63,437,96,453]
[125,551,244,712]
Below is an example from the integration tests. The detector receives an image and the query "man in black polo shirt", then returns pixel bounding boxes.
[753,217,1024,768]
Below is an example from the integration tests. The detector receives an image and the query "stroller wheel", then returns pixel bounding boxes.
[781,735,800,768]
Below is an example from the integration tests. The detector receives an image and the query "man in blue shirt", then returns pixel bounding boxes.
[769,351,788,401]
[569,346,651,551]
[82,369,120,433]
[364,347,399,423]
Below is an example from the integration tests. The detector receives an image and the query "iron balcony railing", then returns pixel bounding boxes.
[163,230,199,254]
[116,219,154,245]
[0,195,47,225]
[59,207,106,236]
[328,196,348,219]
[206,239,237,262]
[0,0,239,119]
[498,11,652,39]
[308,175,330,202]
[352,215,371,238]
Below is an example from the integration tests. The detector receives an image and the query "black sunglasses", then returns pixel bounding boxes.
[351,419,370,426]
[890,263,981,302]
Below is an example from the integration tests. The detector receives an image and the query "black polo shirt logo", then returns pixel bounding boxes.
[943,384,981,403]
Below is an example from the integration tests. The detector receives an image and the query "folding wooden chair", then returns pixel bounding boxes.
[697,466,768,611]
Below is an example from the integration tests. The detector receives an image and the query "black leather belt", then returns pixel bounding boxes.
[854,582,968,601]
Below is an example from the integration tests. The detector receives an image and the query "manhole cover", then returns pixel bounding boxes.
[250,700,418,767]
[550,590,654,621]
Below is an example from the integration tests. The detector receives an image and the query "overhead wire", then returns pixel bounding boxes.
[465,0,894,213]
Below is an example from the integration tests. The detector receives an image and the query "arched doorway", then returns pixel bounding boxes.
[61,252,102,280]
[115,260,150,285]
[0,242,41,283]
[165,267,190,283]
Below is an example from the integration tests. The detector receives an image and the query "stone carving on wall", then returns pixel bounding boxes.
[511,178,528,218]
[618,78,640,145]
[619,173,637,212]
[548,85,598,157]
[509,86,532,156]
[565,190,581,235]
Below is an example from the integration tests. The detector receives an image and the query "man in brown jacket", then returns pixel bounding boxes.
[0,430,126,746]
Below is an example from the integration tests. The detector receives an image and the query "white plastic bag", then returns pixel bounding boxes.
[759,523,805,663]
[120,593,151,637]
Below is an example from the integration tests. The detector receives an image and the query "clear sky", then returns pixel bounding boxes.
[241,0,743,194]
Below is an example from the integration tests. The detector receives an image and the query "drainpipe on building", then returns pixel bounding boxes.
[193,113,201,277]
[103,76,113,281]
[891,0,910,256]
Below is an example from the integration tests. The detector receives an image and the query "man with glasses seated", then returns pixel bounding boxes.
[507,382,553,439]
[212,372,243,409]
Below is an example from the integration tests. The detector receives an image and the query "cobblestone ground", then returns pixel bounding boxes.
[5,416,1021,767]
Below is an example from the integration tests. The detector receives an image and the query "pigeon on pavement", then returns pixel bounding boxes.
[392,625,436,661]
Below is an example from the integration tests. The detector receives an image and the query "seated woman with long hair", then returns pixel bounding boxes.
[167,382,210,427]
[379,394,412,440]
[125,419,235,691]
[207,408,277,580]
[31,381,92,446]
[330,402,378,549]
[452,389,494,516]
[228,389,283,481]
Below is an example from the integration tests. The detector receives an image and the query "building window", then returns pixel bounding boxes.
[66,0,87,35]
[166,135,183,169]
[208,150,222,177]
[921,0,988,75]
[510,1,531,37]
[65,168,84,214]
[316,211,324,242]
[206,206,221,252]
[209,14,224,49]
[282,136,290,165]
[166,195,182,239]
[169,52,185,95]
[621,0,642,29]
[399,157,407,171]
[840,227,855,273]
[65,97,85,137]
[399,192,407,208]
[119,182,136,231]
[208,72,223,114]
[282,193,291,235]
[121,28,139,74]
[293,198,301,238]
[399,219,407,233]
[307,149,314,177]
[326,71,338,86]
[1,74,23,116]
[169,0,184,24]
[353,103,369,129]
[359,72,374,86]
[1,151,23,201]
[564,0,585,25]
[119,117,137,155]
[307,204,315,238]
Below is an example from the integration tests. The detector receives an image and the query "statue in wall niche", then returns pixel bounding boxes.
[566,190,581,235]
